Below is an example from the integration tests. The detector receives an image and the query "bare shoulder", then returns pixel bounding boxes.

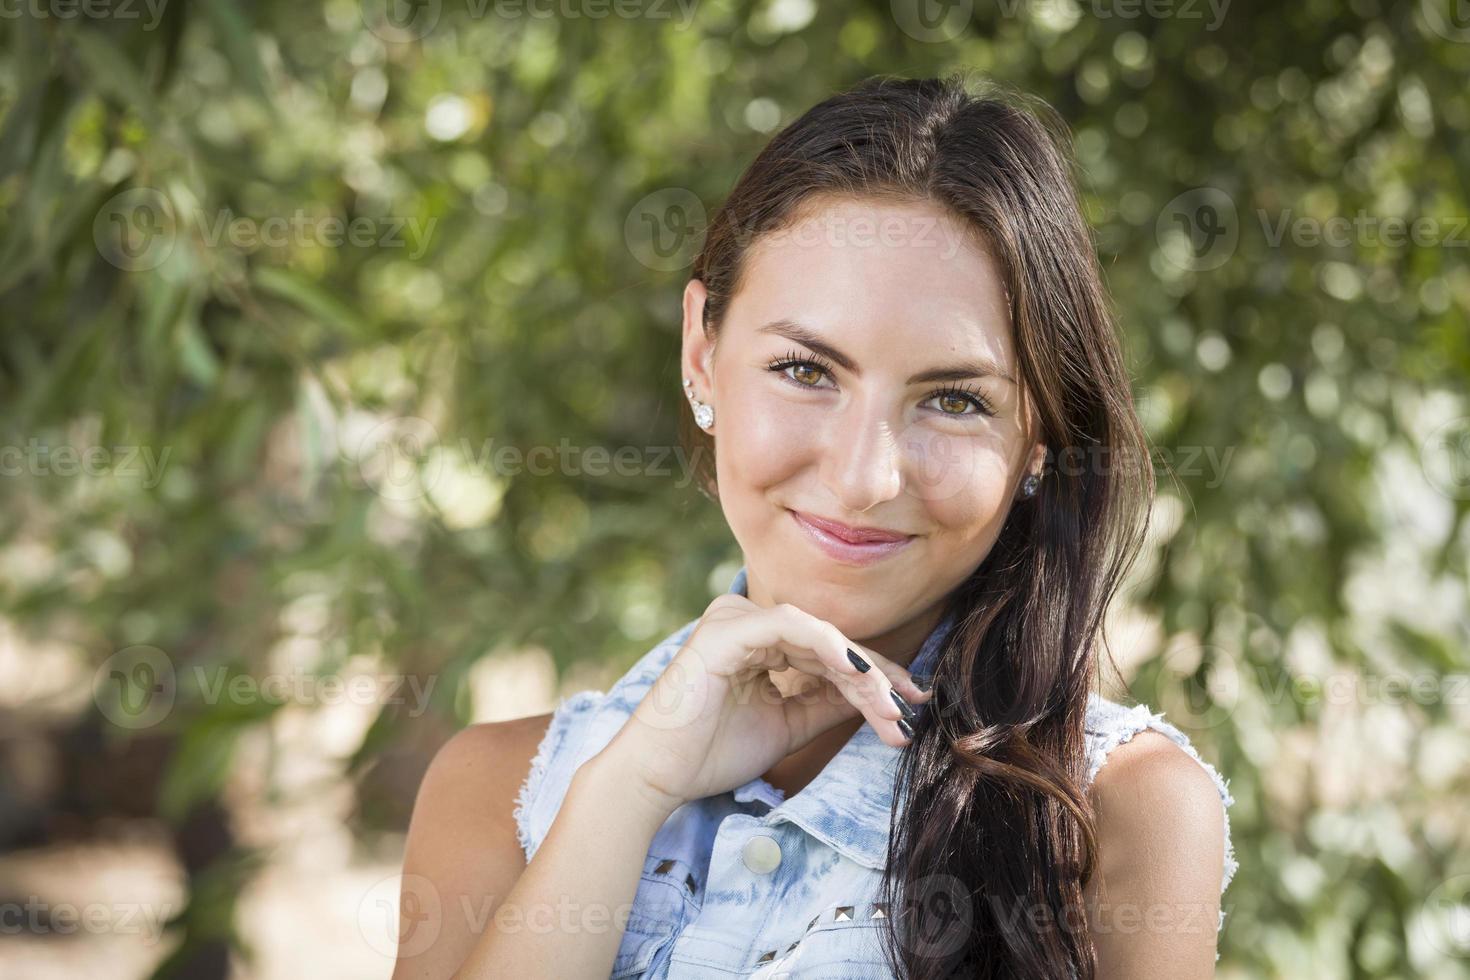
[412,712,555,842]
[391,713,553,979]
[429,712,555,799]
[1089,728,1228,840]
[1084,729,1226,976]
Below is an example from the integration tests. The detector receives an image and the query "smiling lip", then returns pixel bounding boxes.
[791,511,913,543]
[788,509,917,566]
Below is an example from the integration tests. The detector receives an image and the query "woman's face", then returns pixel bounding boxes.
[681,194,1047,659]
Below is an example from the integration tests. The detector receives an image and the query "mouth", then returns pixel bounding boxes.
[787,509,917,566]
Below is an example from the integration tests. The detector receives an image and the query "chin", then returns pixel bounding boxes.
[759,569,897,634]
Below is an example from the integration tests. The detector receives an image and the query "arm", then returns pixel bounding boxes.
[1084,730,1227,977]
[391,714,552,979]
[391,714,680,979]
[451,736,678,978]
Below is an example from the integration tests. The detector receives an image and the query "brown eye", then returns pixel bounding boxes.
[791,364,823,386]
[937,392,971,415]
[766,351,838,390]
[926,385,996,418]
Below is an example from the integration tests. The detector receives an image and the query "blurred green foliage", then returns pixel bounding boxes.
[1,0,1468,976]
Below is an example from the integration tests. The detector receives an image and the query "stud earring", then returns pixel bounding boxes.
[1020,472,1041,499]
[683,377,714,431]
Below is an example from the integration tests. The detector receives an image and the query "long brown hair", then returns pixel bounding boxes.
[680,72,1154,978]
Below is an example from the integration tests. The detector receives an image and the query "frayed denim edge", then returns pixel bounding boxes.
[1086,704,1239,963]
[512,689,606,865]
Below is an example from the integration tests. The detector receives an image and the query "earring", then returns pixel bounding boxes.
[683,377,715,431]
[1020,473,1041,499]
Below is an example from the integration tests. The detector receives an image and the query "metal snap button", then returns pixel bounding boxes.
[741,834,782,874]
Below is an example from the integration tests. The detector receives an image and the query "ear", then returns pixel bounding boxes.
[680,278,717,401]
[1025,440,1049,478]
[1016,440,1048,502]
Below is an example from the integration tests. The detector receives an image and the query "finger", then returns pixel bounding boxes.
[726,604,897,713]
[723,604,914,744]
[852,645,933,707]
[822,668,916,747]
[799,627,929,726]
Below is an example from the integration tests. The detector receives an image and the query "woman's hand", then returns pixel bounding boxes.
[604,592,934,813]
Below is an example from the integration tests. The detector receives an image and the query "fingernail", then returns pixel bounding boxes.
[897,718,915,740]
[847,648,871,673]
[912,675,933,693]
[890,690,917,720]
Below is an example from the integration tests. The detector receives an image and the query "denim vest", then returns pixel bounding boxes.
[513,565,1238,977]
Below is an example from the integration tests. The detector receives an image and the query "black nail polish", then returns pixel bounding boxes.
[890,689,917,720]
[847,649,871,673]
[897,718,915,740]
[912,675,933,693]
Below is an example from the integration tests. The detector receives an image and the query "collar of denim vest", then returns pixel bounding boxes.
[722,564,956,870]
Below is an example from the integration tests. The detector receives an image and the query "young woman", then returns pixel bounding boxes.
[393,74,1238,979]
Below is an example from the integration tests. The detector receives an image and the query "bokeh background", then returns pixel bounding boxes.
[2,0,1469,976]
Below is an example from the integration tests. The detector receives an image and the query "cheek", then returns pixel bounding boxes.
[713,384,821,553]
[903,429,1014,533]
[715,384,815,490]
[711,383,1019,542]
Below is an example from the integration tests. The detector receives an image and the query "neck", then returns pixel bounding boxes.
[861,603,946,669]
[761,715,865,798]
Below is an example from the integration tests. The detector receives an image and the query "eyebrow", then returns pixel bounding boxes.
[756,318,1016,385]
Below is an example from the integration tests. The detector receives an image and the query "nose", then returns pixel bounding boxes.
[822,402,904,513]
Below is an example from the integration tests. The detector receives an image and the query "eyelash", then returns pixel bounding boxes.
[764,349,997,418]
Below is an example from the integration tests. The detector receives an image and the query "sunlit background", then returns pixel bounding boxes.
[2,0,1469,977]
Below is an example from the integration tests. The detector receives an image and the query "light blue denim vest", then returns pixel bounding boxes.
[513,565,1238,977]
